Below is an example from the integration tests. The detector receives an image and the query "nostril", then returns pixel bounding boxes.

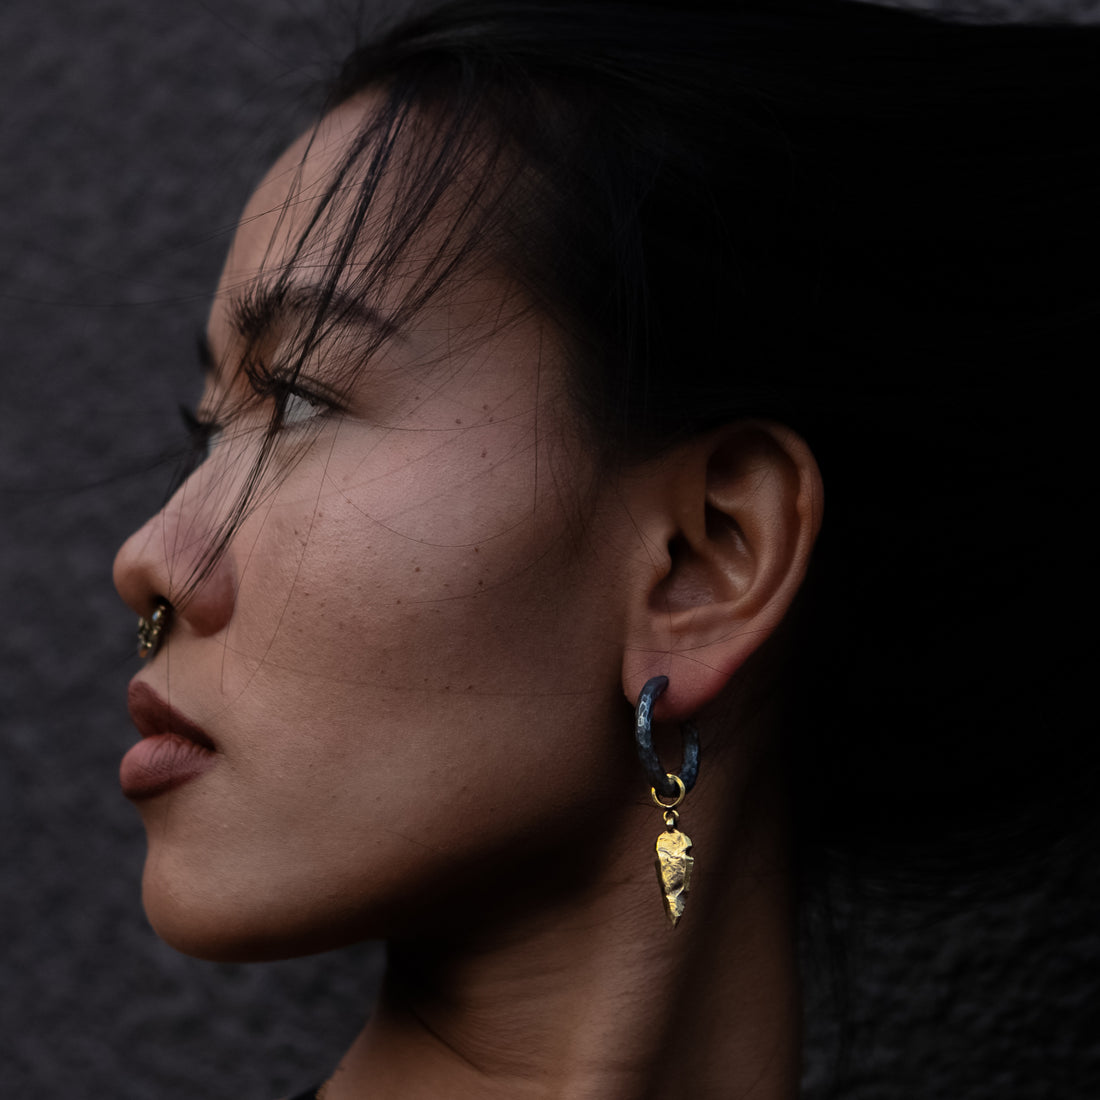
[182,564,237,638]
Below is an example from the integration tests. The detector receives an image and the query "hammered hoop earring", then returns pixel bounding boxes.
[137,598,172,659]
[634,675,700,927]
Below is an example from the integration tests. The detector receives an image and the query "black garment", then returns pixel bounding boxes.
[288,1089,323,1100]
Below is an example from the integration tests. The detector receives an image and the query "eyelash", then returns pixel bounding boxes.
[246,365,337,430]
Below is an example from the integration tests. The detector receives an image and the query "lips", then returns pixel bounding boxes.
[119,681,217,800]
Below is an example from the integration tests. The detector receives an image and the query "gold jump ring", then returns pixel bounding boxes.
[650,773,686,810]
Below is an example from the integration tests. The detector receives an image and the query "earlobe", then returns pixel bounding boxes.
[621,421,822,720]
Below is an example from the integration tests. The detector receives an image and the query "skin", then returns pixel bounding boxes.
[114,93,823,1099]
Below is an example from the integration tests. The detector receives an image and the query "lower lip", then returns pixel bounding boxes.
[119,734,216,800]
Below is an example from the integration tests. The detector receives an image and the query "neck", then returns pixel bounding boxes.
[322,759,799,1100]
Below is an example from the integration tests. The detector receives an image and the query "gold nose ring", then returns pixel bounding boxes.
[137,599,172,659]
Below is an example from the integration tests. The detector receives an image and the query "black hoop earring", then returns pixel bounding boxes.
[634,675,700,927]
[634,675,699,799]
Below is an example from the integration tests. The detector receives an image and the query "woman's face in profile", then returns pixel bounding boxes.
[113,95,646,961]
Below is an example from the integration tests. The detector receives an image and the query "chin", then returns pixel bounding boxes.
[143,884,287,962]
[140,864,382,963]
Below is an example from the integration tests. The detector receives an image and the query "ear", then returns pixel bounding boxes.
[621,421,822,722]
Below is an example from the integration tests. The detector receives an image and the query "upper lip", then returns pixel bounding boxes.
[127,680,216,751]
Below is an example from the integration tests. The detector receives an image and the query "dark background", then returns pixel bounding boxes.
[1,1,1097,1097]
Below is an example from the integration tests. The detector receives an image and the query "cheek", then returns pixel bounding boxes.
[226,418,583,685]
[338,418,536,543]
[199,415,629,859]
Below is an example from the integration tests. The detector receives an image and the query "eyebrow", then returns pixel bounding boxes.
[232,280,402,348]
[198,281,403,384]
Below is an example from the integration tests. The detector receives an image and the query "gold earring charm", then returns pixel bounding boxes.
[651,774,694,927]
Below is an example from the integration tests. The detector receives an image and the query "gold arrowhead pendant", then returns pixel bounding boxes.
[654,821,694,927]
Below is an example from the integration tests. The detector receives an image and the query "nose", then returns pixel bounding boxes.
[113,477,237,642]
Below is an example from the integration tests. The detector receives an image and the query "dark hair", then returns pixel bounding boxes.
[194,0,1098,885]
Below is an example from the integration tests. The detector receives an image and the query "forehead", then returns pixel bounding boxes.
[219,91,382,302]
[210,89,526,363]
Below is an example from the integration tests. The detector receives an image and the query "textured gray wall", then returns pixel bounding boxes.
[0,3,392,1096]
[1,1,1096,1097]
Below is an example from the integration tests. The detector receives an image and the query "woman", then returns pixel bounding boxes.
[112,1,1099,1096]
